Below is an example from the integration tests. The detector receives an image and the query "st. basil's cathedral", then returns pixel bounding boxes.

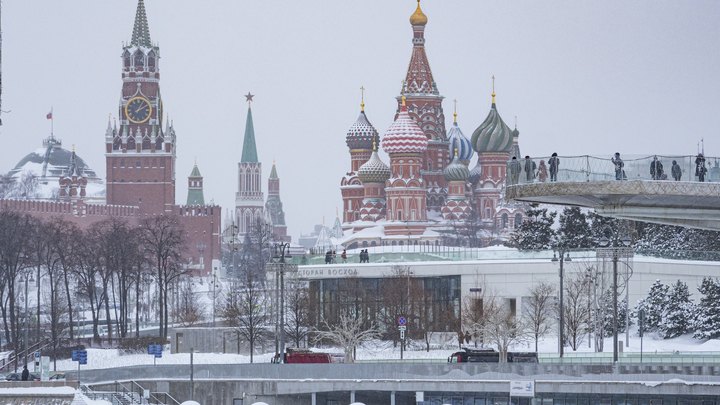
[340,1,526,248]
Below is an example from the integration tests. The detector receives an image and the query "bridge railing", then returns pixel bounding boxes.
[506,154,720,186]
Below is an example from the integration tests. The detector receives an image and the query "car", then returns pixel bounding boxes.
[49,373,65,380]
[5,372,40,381]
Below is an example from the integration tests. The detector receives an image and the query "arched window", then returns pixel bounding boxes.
[245,212,251,233]
[486,208,491,219]
[123,51,131,68]
[245,173,251,191]
[155,136,163,150]
[428,160,433,171]
[142,137,151,150]
[147,51,156,68]
[371,241,377,247]
[113,137,121,150]
[127,138,136,150]
[515,213,523,228]
[502,213,509,229]
[398,211,403,221]
[134,50,144,67]
[362,241,368,248]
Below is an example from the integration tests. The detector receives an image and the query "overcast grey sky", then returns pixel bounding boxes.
[2,0,719,240]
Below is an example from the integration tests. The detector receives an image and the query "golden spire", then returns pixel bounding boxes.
[410,0,428,26]
[492,76,496,104]
[455,148,458,157]
[72,144,75,152]
[373,140,377,151]
[360,86,365,112]
[453,99,457,123]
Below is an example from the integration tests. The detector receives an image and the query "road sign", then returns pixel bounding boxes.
[77,350,87,365]
[398,326,406,331]
[71,350,78,361]
[398,317,406,326]
[148,345,163,358]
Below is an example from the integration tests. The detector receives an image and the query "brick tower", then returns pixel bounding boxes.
[106,0,175,215]
[186,163,204,206]
[341,98,378,224]
[235,98,264,237]
[265,161,291,242]
[397,0,448,210]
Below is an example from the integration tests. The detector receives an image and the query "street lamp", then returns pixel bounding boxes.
[551,250,571,358]
[597,229,633,364]
[266,243,297,360]
[24,273,35,370]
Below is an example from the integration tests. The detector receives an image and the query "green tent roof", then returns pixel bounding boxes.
[241,107,258,163]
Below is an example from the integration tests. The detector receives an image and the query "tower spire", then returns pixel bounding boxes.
[453,99,457,123]
[241,102,258,163]
[492,75,496,105]
[360,86,365,112]
[130,0,152,48]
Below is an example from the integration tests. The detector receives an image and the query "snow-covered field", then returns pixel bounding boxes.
[47,326,720,371]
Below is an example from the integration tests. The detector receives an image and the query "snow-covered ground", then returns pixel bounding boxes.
[46,326,720,371]
[0,387,111,405]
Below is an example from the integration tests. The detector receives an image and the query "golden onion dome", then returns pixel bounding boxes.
[410,0,428,26]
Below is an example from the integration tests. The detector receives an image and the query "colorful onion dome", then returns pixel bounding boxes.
[443,153,470,182]
[471,94,513,154]
[358,144,391,183]
[383,98,428,154]
[447,114,473,163]
[468,160,482,184]
[346,108,378,151]
[410,0,428,26]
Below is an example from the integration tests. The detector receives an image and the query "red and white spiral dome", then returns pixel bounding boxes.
[382,104,428,154]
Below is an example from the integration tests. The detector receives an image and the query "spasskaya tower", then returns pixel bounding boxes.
[105,0,175,215]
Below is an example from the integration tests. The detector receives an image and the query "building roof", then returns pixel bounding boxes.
[447,114,473,163]
[346,109,378,151]
[269,162,278,179]
[443,154,470,182]
[358,148,391,184]
[382,100,428,155]
[241,106,258,163]
[131,0,152,48]
[471,95,513,154]
[189,163,202,178]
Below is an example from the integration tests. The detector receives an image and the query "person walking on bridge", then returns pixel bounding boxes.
[509,157,521,184]
[537,160,548,182]
[548,153,559,182]
[612,153,625,181]
[650,156,664,180]
[696,153,707,182]
[524,156,537,183]
[671,160,682,181]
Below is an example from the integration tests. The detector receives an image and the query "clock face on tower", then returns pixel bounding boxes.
[125,97,152,124]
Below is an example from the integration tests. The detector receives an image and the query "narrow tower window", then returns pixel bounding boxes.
[134,50,145,67]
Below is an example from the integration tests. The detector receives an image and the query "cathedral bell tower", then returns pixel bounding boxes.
[106,0,175,215]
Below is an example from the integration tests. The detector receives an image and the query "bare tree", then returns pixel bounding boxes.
[284,278,310,348]
[73,234,103,341]
[16,172,38,200]
[523,280,556,352]
[313,313,381,363]
[461,274,493,348]
[173,276,205,327]
[480,299,531,363]
[563,270,591,351]
[222,266,270,363]
[379,265,414,347]
[140,215,188,338]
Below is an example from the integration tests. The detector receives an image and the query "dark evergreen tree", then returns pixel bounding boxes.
[557,207,593,249]
[694,277,720,340]
[660,280,695,339]
[599,290,631,337]
[505,203,556,250]
[634,279,669,332]
[588,211,620,243]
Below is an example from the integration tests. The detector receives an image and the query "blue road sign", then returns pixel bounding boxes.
[78,350,87,365]
[148,345,156,355]
[71,350,78,361]
[154,345,162,358]
[398,317,407,326]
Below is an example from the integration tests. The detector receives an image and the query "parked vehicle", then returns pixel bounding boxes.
[49,373,65,380]
[448,348,538,363]
[5,373,40,381]
[271,349,344,364]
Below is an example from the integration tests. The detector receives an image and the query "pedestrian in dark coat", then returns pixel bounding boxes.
[671,160,682,181]
[696,153,707,182]
[21,366,29,381]
[509,157,521,184]
[523,156,537,183]
[548,153,560,182]
[611,153,624,180]
[650,156,664,180]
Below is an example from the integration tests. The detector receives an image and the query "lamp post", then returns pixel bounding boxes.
[597,231,632,364]
[24,274,34,369]
[551,250,572,358]
[267,243,297,360]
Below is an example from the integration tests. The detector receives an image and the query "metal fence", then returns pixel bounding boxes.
[506,154,720,186]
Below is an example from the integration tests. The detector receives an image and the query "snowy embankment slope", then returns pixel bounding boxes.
[47,329,720,371]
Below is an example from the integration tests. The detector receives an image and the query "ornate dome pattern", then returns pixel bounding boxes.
[443,155,470,182]
[346,111,378,151]
[468,160,482,184]
[358,150,391,183]
[382,105,428,154]
[447,122,473,163]
[471,104,513,154]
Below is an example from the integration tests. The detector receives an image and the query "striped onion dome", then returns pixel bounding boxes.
[443,154,469,182]
[382,102,428,154]
[447,120,473,164]
[471,99,513,154]
[358,149,391,183]
[346,110,378,151]
[468,160,482,184]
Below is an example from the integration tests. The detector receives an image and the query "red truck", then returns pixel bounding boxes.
[271,349,345,364]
